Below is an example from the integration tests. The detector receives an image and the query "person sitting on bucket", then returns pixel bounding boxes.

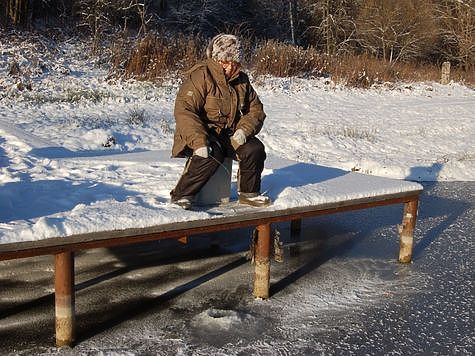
[170,34,271,210]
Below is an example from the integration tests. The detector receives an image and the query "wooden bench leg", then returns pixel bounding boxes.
[253,223,271,299]
[290,218,302,256]
[399,198,419,263]
[55,251,75,347]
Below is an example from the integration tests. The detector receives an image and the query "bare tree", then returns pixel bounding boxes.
[3,0,31,27]
[134,0,152,36]
[77,0,155,51]
[115,1,153,36]
[2,0,71,28]
[162,0,258,37]
[253,0,292,40]
[78,0,112,52]
[436,0,475,70]
[163,0,221,34]
[356,0,437,63]
[289,0,296,44]
[299,0,357,54]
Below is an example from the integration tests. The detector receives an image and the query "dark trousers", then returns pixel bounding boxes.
[170,136,266,201]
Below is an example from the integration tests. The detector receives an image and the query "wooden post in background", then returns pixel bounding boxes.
[441,61,451,85]
[55,251,75,347]
[253,223,271,299]
[399,199,419,263]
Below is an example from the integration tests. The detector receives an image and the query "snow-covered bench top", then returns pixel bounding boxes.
[0,151,422,257]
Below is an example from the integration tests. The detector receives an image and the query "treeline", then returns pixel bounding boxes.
[1,0,474,71]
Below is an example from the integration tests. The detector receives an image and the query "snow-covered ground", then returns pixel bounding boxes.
[0,34,474,244]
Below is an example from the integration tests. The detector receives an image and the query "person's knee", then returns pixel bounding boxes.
[238,138,266,162]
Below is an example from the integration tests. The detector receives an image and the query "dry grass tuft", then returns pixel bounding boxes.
[253,40,328,77]
[329,55,475,88]
[111,33,205,81]
[327,54,439,87]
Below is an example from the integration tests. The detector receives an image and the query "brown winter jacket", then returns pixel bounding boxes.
[172,58,266,157]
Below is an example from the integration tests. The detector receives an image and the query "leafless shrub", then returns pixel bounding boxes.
[77,0,155,53]
[253,40,328,77]
[127,107,148,126]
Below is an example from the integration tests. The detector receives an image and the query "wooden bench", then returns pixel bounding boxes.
[0,161,422,347]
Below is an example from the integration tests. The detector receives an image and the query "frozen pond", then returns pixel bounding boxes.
[0,182,473,355]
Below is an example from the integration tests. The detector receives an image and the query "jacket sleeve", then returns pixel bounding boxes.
[236,81,266,137]
[174,69,209,151]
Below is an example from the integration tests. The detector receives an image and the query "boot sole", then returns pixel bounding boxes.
[238,198,272,207]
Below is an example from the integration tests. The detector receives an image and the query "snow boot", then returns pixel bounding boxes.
[238,192,272,207]
[172,197,193,210]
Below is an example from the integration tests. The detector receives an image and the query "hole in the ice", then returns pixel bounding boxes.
[207,308,234,319]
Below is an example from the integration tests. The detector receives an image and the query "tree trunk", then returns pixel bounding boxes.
[289,0,296,45]
[325,0,330,55]
[6,0,29,27]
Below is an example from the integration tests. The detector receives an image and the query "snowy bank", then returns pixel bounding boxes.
[0,36,473,244]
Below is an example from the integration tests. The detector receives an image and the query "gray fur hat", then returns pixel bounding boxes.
[206,34,243,63]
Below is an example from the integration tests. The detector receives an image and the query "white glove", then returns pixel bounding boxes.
[232,129,246,146]
[194,146,211,158]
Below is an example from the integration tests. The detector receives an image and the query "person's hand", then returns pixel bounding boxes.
[194,146,211,158]
[231,129,246,149]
